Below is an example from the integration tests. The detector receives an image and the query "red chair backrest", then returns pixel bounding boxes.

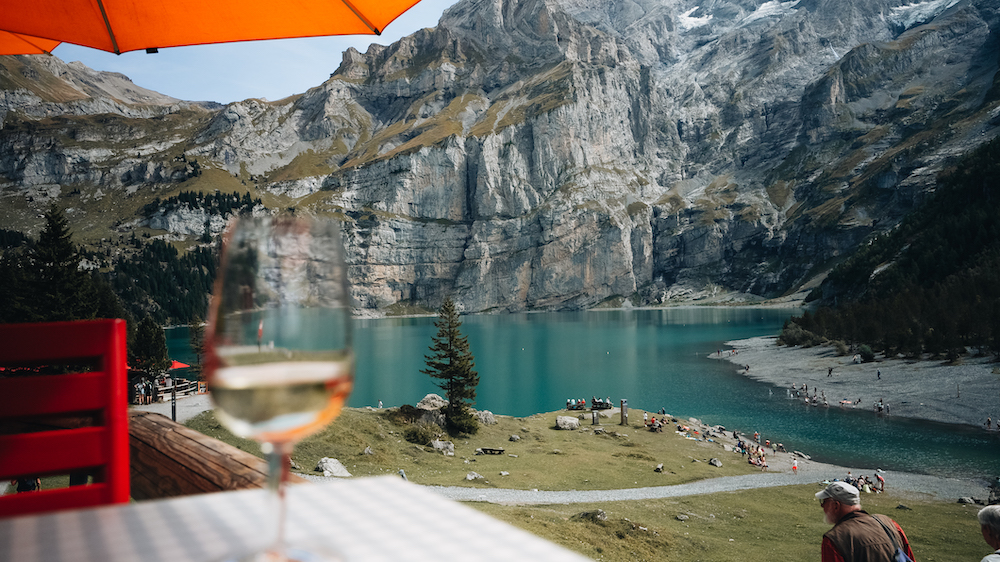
[0,319,129,517]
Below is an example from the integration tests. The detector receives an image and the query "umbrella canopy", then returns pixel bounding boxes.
[0,0,424,55]
[169,360,190,370]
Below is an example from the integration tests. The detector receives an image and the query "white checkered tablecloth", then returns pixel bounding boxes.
[0,476,591,562]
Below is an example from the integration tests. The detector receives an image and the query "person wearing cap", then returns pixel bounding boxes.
[817,481,915,561]
[979,505,1000,561]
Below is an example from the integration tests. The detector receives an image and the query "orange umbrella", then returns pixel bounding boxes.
[0,0,424,55]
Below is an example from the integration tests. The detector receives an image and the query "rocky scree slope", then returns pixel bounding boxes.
[1,0,999,314]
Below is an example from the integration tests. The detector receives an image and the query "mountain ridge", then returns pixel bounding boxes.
[1,0,998,317]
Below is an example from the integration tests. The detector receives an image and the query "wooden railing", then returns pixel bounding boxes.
[128,411,305,500]
[151,378,199,401]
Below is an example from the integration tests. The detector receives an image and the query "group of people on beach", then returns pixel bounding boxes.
[732,432,786,471]
[843,470,885,494]
[790,383,831,407]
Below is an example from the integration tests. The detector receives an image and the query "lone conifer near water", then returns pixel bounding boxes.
[422,297,479,435]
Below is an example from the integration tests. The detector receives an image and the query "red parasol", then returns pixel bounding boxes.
[0,0,424,55]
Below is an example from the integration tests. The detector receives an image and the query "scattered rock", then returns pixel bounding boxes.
[475,410,497,425]
[794,451,812,460]
[508,454,518,458]
[362,446,374,455]
[958,497,976,504]
[556,416,581,430]
[896,504,912,510]
[676,514,689,521]
[416,394,448,410]
[552,449,563,455]
[509,434,521,442]
[709,458,723,468]
[431,439,455,456]
[315,457,351,478]
[419,408,446,428]
[573,509,608,523]
[289,458,301,470]
[655,463,664,473]
[594,427,606,435]
[466,472,484,481]
[499,471,509,476]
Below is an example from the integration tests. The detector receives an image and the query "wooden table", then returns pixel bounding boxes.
[0,476,590,561]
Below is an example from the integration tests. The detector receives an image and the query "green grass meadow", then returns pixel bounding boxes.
[182,407,989,562]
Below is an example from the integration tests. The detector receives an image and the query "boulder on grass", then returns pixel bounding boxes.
[556,416,581,430]
[431,440,455,456]
[416,394,448,410]
[572,509,607,523]
[315,457,351,478]
[475,410,497,425]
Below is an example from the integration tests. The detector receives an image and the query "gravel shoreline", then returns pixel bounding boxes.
[714,336,1000,429]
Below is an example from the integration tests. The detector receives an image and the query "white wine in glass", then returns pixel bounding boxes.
[206,215,353,561]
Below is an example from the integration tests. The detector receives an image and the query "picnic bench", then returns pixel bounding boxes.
[477,447,505,455]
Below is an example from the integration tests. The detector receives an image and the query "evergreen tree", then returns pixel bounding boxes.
[421,297,480,435]
[188,316,206,380]
[32,205,97,321]
[131,316,170,376]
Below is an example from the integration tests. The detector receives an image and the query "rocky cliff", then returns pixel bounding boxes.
[2,0,999,314]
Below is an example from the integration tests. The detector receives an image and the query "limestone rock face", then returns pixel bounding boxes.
[2,0,1000,312]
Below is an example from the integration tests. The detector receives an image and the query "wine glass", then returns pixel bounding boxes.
[205,215,353,561]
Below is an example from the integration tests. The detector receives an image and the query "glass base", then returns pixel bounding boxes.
[222,545,342,562]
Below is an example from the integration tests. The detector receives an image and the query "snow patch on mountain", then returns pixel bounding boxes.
[889,0,962,28]
[742,0,801,25]
[678,7,713,30]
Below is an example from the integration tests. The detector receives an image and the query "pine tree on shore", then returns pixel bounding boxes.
[131,315,170,377]
[422,297,480,435]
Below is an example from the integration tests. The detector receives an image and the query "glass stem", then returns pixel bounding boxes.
[267,441,293,557]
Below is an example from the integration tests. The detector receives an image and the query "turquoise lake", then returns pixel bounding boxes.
[167,307,1000,481]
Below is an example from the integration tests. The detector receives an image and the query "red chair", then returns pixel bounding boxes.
[0,319,129,517]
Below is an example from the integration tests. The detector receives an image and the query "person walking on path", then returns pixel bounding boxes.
[877,369,881,380]
[816,481,915,562]
[792,458,798,475]
[979,505,1000,562]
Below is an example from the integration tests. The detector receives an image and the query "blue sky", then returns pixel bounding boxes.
[51,0,458,105]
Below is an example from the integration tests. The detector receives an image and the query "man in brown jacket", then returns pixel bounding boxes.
[817,481,915,562]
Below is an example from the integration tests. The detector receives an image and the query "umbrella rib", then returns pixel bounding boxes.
[11,33,56,55]
[338,0,381,35]
[94,0,122,54]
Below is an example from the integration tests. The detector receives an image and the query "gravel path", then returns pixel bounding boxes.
[425,464,989,505]
[130,393,212,423]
